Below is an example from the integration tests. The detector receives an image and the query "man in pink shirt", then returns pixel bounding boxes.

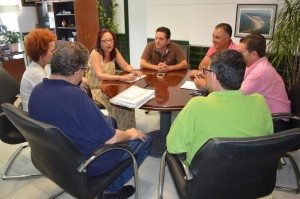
[238,33,291,132]
[191,23,238,78]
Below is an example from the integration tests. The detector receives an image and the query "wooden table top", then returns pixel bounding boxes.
[100,69,194,111]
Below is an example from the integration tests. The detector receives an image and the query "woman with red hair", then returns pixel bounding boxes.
[20,28,56,111]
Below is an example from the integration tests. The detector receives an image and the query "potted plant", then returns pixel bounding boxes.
[0,31,23,52]
[267,0,300,90]
[96,0,119,33]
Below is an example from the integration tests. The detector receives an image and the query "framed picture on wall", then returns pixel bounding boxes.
[235,4,277,39]
[21,0,39,7]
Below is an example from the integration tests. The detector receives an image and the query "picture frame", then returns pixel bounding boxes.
[21,0,39,7]
[235,4,277,39]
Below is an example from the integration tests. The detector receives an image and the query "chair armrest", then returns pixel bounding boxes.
[272,113,300,120]
[77,143,135,173]
[169,152,193,180]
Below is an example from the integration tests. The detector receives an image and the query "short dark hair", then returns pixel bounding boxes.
[210,49,246,90]
[215,23,232,37]
[156,27,171,39]
[239,33,266,57]
[51,42,89,76]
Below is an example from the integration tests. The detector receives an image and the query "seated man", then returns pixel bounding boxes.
[191,23,238,77]
[167,49,273,167]
[28,42,153,199]
[140,26,188,72]
[193,33,291,132]
[238,33,291,132]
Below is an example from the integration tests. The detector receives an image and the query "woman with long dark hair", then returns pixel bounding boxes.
[86,29,142,130]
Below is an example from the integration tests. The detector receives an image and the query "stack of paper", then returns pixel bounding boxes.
[110,85,155,108]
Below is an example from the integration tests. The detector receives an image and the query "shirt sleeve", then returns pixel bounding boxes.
[206,46,216,57]
[141,42,153,61]
[240,70,262,95]
[166,100,196,154]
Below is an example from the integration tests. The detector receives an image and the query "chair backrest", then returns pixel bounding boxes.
[188,129,300,199]
[289,80,300,128]
[1,103,90,198]
[0,67,19,112]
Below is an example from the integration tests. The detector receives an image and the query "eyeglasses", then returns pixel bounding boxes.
[203,68,213,75]
[81,66,90,73]
[101,38,114,44]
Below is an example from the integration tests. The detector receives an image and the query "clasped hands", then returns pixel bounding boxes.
[191,69,207,90]
[156,61,169,72]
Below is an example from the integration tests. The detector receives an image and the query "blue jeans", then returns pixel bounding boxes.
[105,134,153,193]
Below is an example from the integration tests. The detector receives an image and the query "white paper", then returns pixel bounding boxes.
[180,81,199,90]
[122,74,147,83]
[110,85,155,108]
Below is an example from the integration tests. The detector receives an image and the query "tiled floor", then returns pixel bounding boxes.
[1,109,300,199]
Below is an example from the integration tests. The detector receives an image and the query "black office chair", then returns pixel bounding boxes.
[0,67,40,179]
[1,103,139,199]
[158,129,300,199]
[83,84,106,109]
[272,80,300,193]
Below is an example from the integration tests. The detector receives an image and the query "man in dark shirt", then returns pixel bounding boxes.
[29,41,152,199]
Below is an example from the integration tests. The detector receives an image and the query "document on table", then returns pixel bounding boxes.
[180,81,199,90]
[110,85,155,109]
[122,74,147,83]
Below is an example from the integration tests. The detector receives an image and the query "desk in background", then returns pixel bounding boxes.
[0,52,26,84]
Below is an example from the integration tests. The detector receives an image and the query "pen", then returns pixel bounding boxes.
[144,84,149,88]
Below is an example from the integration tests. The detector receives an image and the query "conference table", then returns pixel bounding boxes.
[101,69,194,157]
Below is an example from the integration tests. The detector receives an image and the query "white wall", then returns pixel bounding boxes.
[18,2,37,33]
[128,0,147,69]
[145,0,283,46]
[126,0,284,67]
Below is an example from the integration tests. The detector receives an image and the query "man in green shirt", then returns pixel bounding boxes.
[167,49,273,166]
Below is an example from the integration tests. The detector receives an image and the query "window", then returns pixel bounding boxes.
[0,0,20,32]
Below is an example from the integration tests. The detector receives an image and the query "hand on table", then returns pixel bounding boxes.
[131,70,143,77]
[118,74,137,81]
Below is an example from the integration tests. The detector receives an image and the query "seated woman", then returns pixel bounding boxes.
[20,28,56,111]
[86,29,142,130]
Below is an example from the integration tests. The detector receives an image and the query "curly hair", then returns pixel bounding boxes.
[25,29,57,62]
[94,29,117,61]
[50,41,89,77]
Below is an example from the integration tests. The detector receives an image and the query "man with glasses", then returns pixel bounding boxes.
[140,26,188,72]
[29,42,153,199]
[167,49,273,167]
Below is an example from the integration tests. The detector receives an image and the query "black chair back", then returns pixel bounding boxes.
[187,129,300,199]
[288,80,300,128]
[2,103,91,198]
[0,67,24,144]
[0,67,19,112]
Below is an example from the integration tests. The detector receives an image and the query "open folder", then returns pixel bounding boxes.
[110,85,155,109]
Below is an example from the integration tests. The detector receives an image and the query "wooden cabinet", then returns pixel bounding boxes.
[74,0,100,51]
[36,0,99,51]
[53,1,76,41]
